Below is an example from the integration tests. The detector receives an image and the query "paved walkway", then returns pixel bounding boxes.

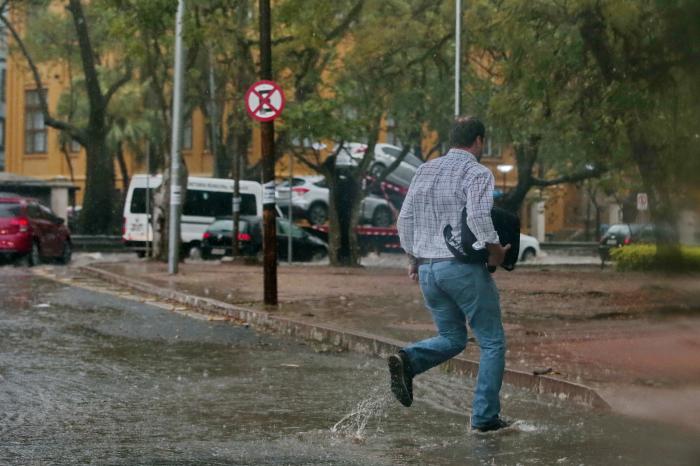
[87,258,700,432]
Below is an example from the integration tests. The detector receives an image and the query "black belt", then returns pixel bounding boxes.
[416,257,455,266]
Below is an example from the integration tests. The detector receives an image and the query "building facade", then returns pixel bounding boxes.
[0,24,6,171]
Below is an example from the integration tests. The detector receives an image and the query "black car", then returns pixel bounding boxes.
[598,223,659,262]
[201,216,328,262]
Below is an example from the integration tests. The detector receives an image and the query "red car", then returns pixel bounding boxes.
[0,195,72,265]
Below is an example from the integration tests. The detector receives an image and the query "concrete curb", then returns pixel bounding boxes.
[80,264,611,411]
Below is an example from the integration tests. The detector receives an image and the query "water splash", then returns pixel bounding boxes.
[330,387,391,443]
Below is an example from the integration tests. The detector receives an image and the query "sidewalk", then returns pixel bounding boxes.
[86,259,700,431]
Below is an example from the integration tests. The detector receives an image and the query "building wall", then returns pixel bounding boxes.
[0,25,6,171]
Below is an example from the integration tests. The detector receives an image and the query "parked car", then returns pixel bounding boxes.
[200,215,328,262]
[518,233,540,262]
[334,142,424,188]
[0,194,72,265]
[275,176,394,227]
[598,223,659,261]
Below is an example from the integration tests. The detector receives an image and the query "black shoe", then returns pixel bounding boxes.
[388,351,413,407]
[471,417,512,433]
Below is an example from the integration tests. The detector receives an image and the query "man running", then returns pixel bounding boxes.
[390,116,511,433]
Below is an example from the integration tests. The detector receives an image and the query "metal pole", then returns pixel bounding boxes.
[145,140,150,259]
[454,0,461,117]
[260,0,277,305]
[288,152,293,264]
[168,0,186,275]
[232,148,241,257]
[207,47,220,174]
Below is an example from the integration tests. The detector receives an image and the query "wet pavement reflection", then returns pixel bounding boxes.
[1,268,698,465]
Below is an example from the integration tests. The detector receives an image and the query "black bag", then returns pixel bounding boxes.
[443,207,520,271]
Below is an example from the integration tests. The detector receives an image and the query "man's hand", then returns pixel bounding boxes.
[408,263,418,282]
[487,243,511,268]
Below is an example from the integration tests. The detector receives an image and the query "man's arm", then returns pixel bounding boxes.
[465,170,510,268]
[398,172,419,281]
[464,171,499,249]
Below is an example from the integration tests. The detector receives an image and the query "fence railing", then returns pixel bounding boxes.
[72,235,125,252]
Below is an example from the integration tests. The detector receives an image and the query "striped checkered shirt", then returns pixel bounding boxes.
[397,148,499,259]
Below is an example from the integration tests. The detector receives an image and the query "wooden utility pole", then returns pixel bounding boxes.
[259,0,277,305]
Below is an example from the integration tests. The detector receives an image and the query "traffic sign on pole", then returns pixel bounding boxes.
[637,193,648,211]
[245,80,286,122]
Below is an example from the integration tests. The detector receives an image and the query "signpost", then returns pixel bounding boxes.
[250,0,283,305]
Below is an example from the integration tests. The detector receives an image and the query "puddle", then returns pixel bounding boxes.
[1,270,699,465]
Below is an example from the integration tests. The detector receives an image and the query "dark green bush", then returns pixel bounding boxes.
[611,244,700,272]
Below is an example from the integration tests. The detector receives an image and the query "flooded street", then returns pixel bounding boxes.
[1,268,698,465]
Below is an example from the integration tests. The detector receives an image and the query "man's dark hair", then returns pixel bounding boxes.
[449,116,485,148]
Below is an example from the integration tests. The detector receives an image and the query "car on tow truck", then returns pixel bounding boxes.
[275,176,394,227]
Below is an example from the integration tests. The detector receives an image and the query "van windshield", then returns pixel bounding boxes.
[130,189,257,216]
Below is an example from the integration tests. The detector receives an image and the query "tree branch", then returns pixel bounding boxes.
[289,146,321,173]
[325,0,365,41]
[67,0,105,125]
[104,64,132,106]
[532,165,607,187]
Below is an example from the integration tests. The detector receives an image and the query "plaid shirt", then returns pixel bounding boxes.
[397,148,499,259]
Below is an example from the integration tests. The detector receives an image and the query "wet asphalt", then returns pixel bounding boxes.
[0,267,699,465]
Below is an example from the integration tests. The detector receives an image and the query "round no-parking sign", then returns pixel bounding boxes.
[245,80,286,122]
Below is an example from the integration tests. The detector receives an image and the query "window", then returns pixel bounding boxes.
[482,137,502,158]
[0,68,6,103]
[0,202,21,218]
[277,178,307,188]
[290,136,316,148]
[382,146,423,168]
[69,138,81,153]
[129,188,152,215]
[25,89,48,154]
[130,188,257,217]
[182,114,193,150]
[39,204,57,222]
[385,115,400,146]
[183,190,257,217]
[26,203,41,219]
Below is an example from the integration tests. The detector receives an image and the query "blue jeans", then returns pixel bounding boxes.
[402,260,506,428]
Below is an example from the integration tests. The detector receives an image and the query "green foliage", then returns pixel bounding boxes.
[611,245,700,272]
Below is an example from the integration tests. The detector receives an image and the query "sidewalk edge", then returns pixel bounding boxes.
[80,264,610,411]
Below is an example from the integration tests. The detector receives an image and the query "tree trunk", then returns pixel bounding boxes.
[627,127,682,265]
[154,153,189,261]
[80,135,115,234]
[499,137,538,213]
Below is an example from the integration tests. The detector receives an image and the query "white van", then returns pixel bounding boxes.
[122,175,263,256]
